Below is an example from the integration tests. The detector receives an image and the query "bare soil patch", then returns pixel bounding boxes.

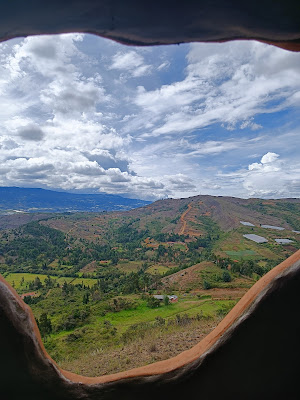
[162,261,213,290]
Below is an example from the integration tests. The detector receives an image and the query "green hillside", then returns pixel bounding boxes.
[0,195,299,376]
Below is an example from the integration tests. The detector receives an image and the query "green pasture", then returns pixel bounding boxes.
[215,230,279,260]
[93,298,235,334]
[3,272,97,290]
[171,243,186,250]
[116,261,142,273]
[46,296,238,364]
[147,264,170,274]
[46,296,237,362]
[225,250,258,259]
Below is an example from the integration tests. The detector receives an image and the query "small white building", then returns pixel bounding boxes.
[153,294,178,303]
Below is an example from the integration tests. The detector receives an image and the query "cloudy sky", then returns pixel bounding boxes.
[0,34,299,200]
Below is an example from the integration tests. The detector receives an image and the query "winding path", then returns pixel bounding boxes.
[178,203,193,235]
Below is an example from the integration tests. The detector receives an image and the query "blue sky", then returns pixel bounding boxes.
[0,34,299,200]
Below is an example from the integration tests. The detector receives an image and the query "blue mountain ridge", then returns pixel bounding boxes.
[0,187,151,213]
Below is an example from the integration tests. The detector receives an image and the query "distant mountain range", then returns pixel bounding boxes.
[0,187,151,213]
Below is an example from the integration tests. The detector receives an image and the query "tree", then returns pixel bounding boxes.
[222,271,232,282]
[163,295,170,306]
[111,255,119,265]
[62,281,69,296]
[38,313,52,338]
[203,280,211,290]
[156,245,166,260]
[6,257,13,266]
[44,275,54,288]
[34,276,42,289]
[83,292,90,304]
[146,296,161,308]
[42,262,47,270]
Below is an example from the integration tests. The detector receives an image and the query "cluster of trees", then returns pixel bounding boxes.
[36,313,52,338]
[153,233,187,242]
[146,295,170,308]
[0,210,220,273]
[27,275,58,291]
[107,297,137,312]
[93,269,161,295]
[0,222,66,269]
[230,260,269,277]
[0,221,137,272]
[56,308,90,332]
[116,222,147,246]
[31,275,161,335]
[202,270,232,290]
[0,209,226,278]
[214,256,274,278]
[156,244,176,261]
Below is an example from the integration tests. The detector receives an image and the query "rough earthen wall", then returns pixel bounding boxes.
[0,1,300,398]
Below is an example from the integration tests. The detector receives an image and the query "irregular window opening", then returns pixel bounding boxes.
[0,34,299,377]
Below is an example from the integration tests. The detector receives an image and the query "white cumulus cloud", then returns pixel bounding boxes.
[0,34,299,200]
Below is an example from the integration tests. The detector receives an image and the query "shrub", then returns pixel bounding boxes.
[101,320,117,338]
[121,322,151,343]
[65,332,82,342]
[174,313,191,326]
[146,296,161,308]
[149,343,157,352]
[38,313,52,338]
[163,295,170,306]
[55,308,90,332]
[222,271,232,282]
[154,316,165,326]
[203,280,211,290]
[107,297,137,312]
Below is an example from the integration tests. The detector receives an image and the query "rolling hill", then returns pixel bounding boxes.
[39,194,300,261]
[0,194,299,376]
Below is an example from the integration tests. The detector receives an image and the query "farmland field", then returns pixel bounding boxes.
[225,250,259,259]
[147,264,171,274]
[4,273,97,292]
[116,261,143,273]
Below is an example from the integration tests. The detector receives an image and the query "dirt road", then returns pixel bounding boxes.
[179,203,193,235]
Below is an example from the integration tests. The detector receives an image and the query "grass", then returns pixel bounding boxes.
[59,316,220,377]
[225,250,258,260]
[55,297,235,337]
[147,265,170,274]
[172,243,186,250]
[116,261,142,273]
[43,294,237,368]
[215,229,282,260]
[1,261,246,377]
[3,272,97,290]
